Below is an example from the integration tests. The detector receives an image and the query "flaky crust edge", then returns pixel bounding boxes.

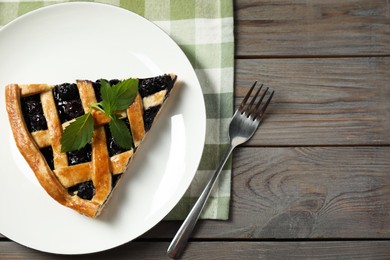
[5,84,100,217]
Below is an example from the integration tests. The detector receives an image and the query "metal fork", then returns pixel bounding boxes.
[167,82,274,258]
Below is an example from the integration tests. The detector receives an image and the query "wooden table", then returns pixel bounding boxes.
[1,0,390,258]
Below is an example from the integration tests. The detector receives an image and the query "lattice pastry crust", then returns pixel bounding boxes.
[5,74,177,218]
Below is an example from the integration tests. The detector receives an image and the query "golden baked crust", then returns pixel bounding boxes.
[5,74,177,218]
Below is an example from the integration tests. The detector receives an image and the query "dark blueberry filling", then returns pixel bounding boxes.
[68,180,95,200]
[53,83,80,101]
[104,118,132,157]
[144,105,161,131]
[112,174,122,189]
[138,75,173,98]
[68,174,121,200]
[21,94,48,132]
[52,83,84,123]
[67,143,92,166]
[40,146,54,170]
[92,80,103,102]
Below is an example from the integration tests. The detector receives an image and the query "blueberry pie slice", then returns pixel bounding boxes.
[5,74,177,218]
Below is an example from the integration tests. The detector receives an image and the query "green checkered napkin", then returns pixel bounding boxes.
[0,0,234,220]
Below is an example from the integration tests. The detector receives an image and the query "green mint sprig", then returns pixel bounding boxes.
[60,78,139,153]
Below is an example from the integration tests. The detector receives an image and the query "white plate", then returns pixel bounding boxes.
[0,2,205,255]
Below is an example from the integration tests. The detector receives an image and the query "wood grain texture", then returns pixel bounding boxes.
[235,57,390,146]
[235,0,390,56]
[227,147,390,238]
[2,1,390,258]
[3,147,388,242]
[142,147,390,239]
[1,241,390,259]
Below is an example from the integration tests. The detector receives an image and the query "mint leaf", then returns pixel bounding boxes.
[61,112,94,152]
[100,79,116,115]
[112,78,139,110]
[89,103,105,114]
[109,115,133,149]
[60,78,139,152]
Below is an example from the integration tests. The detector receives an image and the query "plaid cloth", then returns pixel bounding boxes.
[0,0,234,220]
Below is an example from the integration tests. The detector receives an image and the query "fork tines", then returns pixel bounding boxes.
[239,81,274,120]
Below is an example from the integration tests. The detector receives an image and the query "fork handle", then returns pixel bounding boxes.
[167,144,234,258]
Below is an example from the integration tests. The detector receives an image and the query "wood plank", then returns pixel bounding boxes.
[1,241,390,259]
[235,0,390,56]
[235,57,390,146]
[227,147,390,238]
[144,147,390,239]
[3,148,389,241]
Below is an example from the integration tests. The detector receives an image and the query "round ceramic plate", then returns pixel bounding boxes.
[0,2,205,254]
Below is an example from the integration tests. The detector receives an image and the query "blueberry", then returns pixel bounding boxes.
[107,136,127,156]
[53,83,84,123]
[53,83,80,101]
[92,81,102,102]
[138,75,172,98]
[40,146,54,170]
[24,99,41,114]
[143,105,161,131]
[58,100,84,122]
[104,119,131,157]
[67,143,92,166]
[109,79,120,86]
[77,181,95,200]
[21,94,48,132]
[30,114,48,131]
[68,181,95,200]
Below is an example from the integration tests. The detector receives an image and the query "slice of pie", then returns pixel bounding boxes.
[5,74,177,218]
